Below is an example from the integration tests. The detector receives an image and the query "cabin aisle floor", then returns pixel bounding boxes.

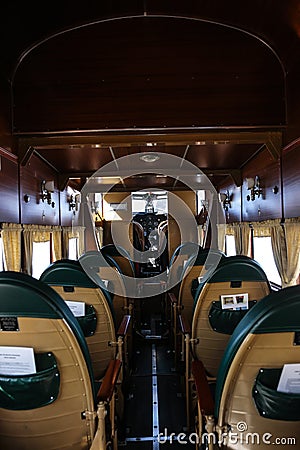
[120,314,194,449]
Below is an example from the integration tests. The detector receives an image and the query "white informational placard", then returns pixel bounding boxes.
[277,364,300,393]
[0,346,36,375]
[65,301,85,317]
[220,293,249,310]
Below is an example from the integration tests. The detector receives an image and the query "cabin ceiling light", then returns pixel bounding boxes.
[219,190,232,211]
[95,176,122,184]
[139,153,160,163]
[246,175,263,201]
[41,180,55,208]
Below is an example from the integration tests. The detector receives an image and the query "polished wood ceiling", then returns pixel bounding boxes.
[1,0,298,191]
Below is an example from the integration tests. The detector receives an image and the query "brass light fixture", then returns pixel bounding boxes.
[41,180,55,208]
[219,190,232,211]
[246,176,263,201]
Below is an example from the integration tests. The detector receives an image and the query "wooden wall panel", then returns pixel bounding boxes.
[242,148,281,221]
[0,151,19,223]
[60,188,79,227]
[172,191,196,215]
[0,77,14,152]
[282,142,300,218]
[13,17,285,133]
[285,66,300,145]
[20,154,60,225]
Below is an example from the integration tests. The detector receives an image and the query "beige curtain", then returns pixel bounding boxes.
[269,220,287,287]
[282,219,300,287]
[1,223,22,272]
[251,218,300,287]
[197,225,204,247]
[217,224,226,253]
[232,222,251,256]
[62,226,85,259]
[252,220,273,238]
[252,219,285,285]
[23,226,34,274]
[51,226,62,261]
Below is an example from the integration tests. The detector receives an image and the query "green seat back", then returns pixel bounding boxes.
[101,244,135,277]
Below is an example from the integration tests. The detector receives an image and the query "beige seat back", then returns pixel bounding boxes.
[40,259,116,379]
[214,286,300,449]
[192,257,270,377]
[177,248,225,323]
[0,272,96,450]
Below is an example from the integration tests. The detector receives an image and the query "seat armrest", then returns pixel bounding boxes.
[168,292,178,304]
[97,359,122,403]
[117,314,131,337]
[191,360,215,416]
[178,312,191,335]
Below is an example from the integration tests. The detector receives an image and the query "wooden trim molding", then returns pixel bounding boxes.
[282,137,300,155]
[0,147,18,163]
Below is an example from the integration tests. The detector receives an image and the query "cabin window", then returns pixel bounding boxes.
[253,236,281,286]
[92,192,102,221]
[32,241,51,279]
[103,199,123,221]
[132,196,147,214]
[68,237,78,260]
[131,191,168,215]
[196,190,206,214]
[225,235,236,256]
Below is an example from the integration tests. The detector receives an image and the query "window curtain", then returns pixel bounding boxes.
[23,225,52,275]
[252,220,273,238]
[282,219,300,287]
[252,219,284,285]
[51,226,62,261]
[62,226,85,259]
[1,223,22,271]
[217,224,226,253]
[270,221,288,287]
[197,225,204,247]
[232,222,251,256]
[252,218,300,288]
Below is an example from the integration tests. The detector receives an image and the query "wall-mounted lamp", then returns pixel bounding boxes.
[41,180,55,208]
[246,176,263,201]
[68,193,80,212]
[219,190,232,211]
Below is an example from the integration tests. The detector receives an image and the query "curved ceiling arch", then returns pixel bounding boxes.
[12,13,286,81]
[12,15,286,133]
